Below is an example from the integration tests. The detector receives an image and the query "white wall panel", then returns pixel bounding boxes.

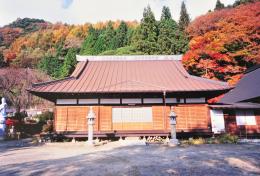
[165,98,177,103]
[122,98,142,104]
[56,99,77,105]
[112,107,152,123]
[100,98,120,104]
[143,98,163,104]
[78,99,98,104]
[236,110,256,125]
[186,98,205,103]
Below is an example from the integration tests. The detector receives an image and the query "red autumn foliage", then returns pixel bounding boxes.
[183,2,260,85]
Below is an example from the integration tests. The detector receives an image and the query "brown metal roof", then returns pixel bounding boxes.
[29,55,230,94]
[219,66,260,104]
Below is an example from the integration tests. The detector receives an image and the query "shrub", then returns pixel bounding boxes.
[42,120,53,133]
[218,134,239,144]
[34,111,53,124]
[13,111,27,121]
[188,137,206,145]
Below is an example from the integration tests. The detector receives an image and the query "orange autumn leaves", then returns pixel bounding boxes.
[3,20,139,68]
[183,2,260,85]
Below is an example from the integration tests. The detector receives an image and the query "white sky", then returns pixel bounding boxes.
[0,0,236,27]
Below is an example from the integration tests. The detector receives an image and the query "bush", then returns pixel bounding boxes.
[34,111,53,124]
[188,137,206,145]
[42,120,53,133]
[180,134,239,146]
[218,134,239,144]
[13,111,27,121]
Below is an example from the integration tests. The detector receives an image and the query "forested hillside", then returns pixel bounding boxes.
[0,0,259,85]
[183,0,260,84]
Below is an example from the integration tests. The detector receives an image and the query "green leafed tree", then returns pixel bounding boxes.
[233,0,255,7]
[158,6,189,54]
[80,26,100,55]
[93,34,107,54]
[102,21,116,51]
[133,5,159,54]
[161,6,172,21]
[38,55,62,78]
[215,0,225,10]
[179,1,191,32]
[113,21,128,48]
[60,48,78,78]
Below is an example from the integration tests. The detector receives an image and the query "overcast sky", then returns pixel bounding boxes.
[0,0,236,27]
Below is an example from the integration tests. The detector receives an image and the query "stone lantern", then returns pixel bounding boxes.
[169,106,179,145]
[0,98,7,141]
[87,106,96,145]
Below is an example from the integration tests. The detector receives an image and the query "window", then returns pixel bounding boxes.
[235,110,256,125]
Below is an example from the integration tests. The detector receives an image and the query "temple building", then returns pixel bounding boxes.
[28,55,232,138]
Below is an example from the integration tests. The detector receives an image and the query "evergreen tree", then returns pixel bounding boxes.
[60,48,77,78]
[233,0,255,7]
[38,55,62,78]
[103,21,116,50]
[158,6,189,54]
[113,21,128,48]
[133,5,159,54]
[80,26,100,55]
[179,1,191,32]
[160,6,172,21]
[93,34,107,54]
[215,0,225,10]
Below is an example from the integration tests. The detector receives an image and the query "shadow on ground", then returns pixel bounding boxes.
[0,142,260,176]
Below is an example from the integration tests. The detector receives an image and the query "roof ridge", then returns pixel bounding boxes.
[76,55,182,62]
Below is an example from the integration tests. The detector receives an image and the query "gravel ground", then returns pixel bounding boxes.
[0,140,260,176]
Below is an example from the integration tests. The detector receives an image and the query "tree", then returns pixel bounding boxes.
[93,34,107,54]
[179,1,191,31]
[133,5,159,54]
[160,6,172,21]
[60,48,78,78]
[102,21,116,50]
[233,0,255,7]
[158,6,189,54]
[215,0,225,10]
[0,52,7,67]
[0,68,49,112]
[80,26,100,55]
[183,2,260,84]
[38,55,63,78]
[113,21,128,48]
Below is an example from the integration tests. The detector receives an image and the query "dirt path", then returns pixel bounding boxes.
[0,141,260,176]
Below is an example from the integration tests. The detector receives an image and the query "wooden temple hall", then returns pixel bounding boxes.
[28,55,231,138]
